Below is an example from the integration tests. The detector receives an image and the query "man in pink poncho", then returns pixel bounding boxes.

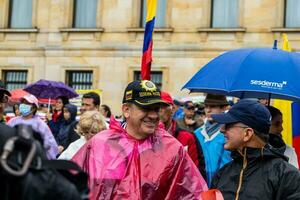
[72,80,208,200]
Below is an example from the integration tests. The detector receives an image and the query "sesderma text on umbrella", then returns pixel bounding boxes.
[250,80,287,90]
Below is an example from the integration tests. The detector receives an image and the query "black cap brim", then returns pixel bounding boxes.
[0,89,11,96]
[211,112,240,124]
[134,99,169,108]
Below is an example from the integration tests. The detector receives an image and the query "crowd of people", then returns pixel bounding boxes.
[0,79,300,199]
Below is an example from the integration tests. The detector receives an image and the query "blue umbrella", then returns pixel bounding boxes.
[24,79,78,99]
[182,48,300,102]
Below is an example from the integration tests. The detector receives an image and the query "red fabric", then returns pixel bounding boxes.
[161,91,174,105]
[201,189,224,200]
[52,111,62,122]
[72,117,207,200]
[141,41,153,80]
[9,89,57,104]
[9,89,28,102]
[293,136,300,166]
[159,120,200,168]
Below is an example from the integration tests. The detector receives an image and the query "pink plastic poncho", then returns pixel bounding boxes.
[72,118,208,200]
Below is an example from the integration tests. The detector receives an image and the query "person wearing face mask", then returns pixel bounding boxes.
[194,94,232,187]
[7,94,58,159]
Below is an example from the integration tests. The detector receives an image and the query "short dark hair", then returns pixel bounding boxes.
[266,106,282,119]
[101,104,111,118]
[82,92,100,106]
[183,101,193,108]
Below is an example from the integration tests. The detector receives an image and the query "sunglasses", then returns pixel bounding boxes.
[186,106,195,110]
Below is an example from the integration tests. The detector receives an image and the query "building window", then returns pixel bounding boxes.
[211,0,238,28]
[9,0,32,28]
[285,0,300,28]
[73,0,98,28]
[133,71,163,89]
[2,70,28,90]
[140,0,166,28]
[66,70,93,90]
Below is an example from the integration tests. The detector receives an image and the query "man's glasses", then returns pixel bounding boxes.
[186,106,195,110]
[223,123,249,131]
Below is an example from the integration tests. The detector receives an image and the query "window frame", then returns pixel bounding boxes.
[139,0,169,28]
[284,0,300,28]
[2,70,28,90]
[210,0,240,28]
[7,0,37,29]
[72,0,100,29]
[133,70,163,89]
[65,70,94,90]
[128,66,169,91]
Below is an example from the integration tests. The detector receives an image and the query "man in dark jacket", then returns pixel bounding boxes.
[211,99,300,200]
[159,91,206,179]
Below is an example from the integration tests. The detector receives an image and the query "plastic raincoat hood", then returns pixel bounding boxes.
[72,117,208,200]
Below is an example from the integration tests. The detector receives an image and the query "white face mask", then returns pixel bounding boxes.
[19,103,32,117]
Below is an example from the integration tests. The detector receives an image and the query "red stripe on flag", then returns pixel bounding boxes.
[293,136,300,167]
[141,40,153,80]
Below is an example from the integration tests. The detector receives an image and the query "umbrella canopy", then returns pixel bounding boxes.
[9,89,28,102]
[9,88,57,104]
[24,79,78,99]
[183,48,300,102]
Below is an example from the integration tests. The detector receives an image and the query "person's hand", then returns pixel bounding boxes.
[58,146,64,153]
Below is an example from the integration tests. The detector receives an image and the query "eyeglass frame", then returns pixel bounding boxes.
[220,123,250,133]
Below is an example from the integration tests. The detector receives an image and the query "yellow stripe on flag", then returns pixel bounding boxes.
[146,0,157,22]
[273,33,292,145]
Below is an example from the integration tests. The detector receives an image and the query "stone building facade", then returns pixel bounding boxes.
[0,0,299,114]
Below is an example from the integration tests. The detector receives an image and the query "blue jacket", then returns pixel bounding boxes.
[194,124,232,187]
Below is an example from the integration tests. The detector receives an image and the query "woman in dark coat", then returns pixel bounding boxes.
[56,104,79,153]
[47,96,69,139]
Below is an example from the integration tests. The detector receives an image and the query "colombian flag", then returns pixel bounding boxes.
[273,34,300,167]
[141,0,157,80]
[292,103,300,166]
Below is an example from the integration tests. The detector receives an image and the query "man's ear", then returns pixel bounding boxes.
[243,128,254,142]
[122,104,130,119]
